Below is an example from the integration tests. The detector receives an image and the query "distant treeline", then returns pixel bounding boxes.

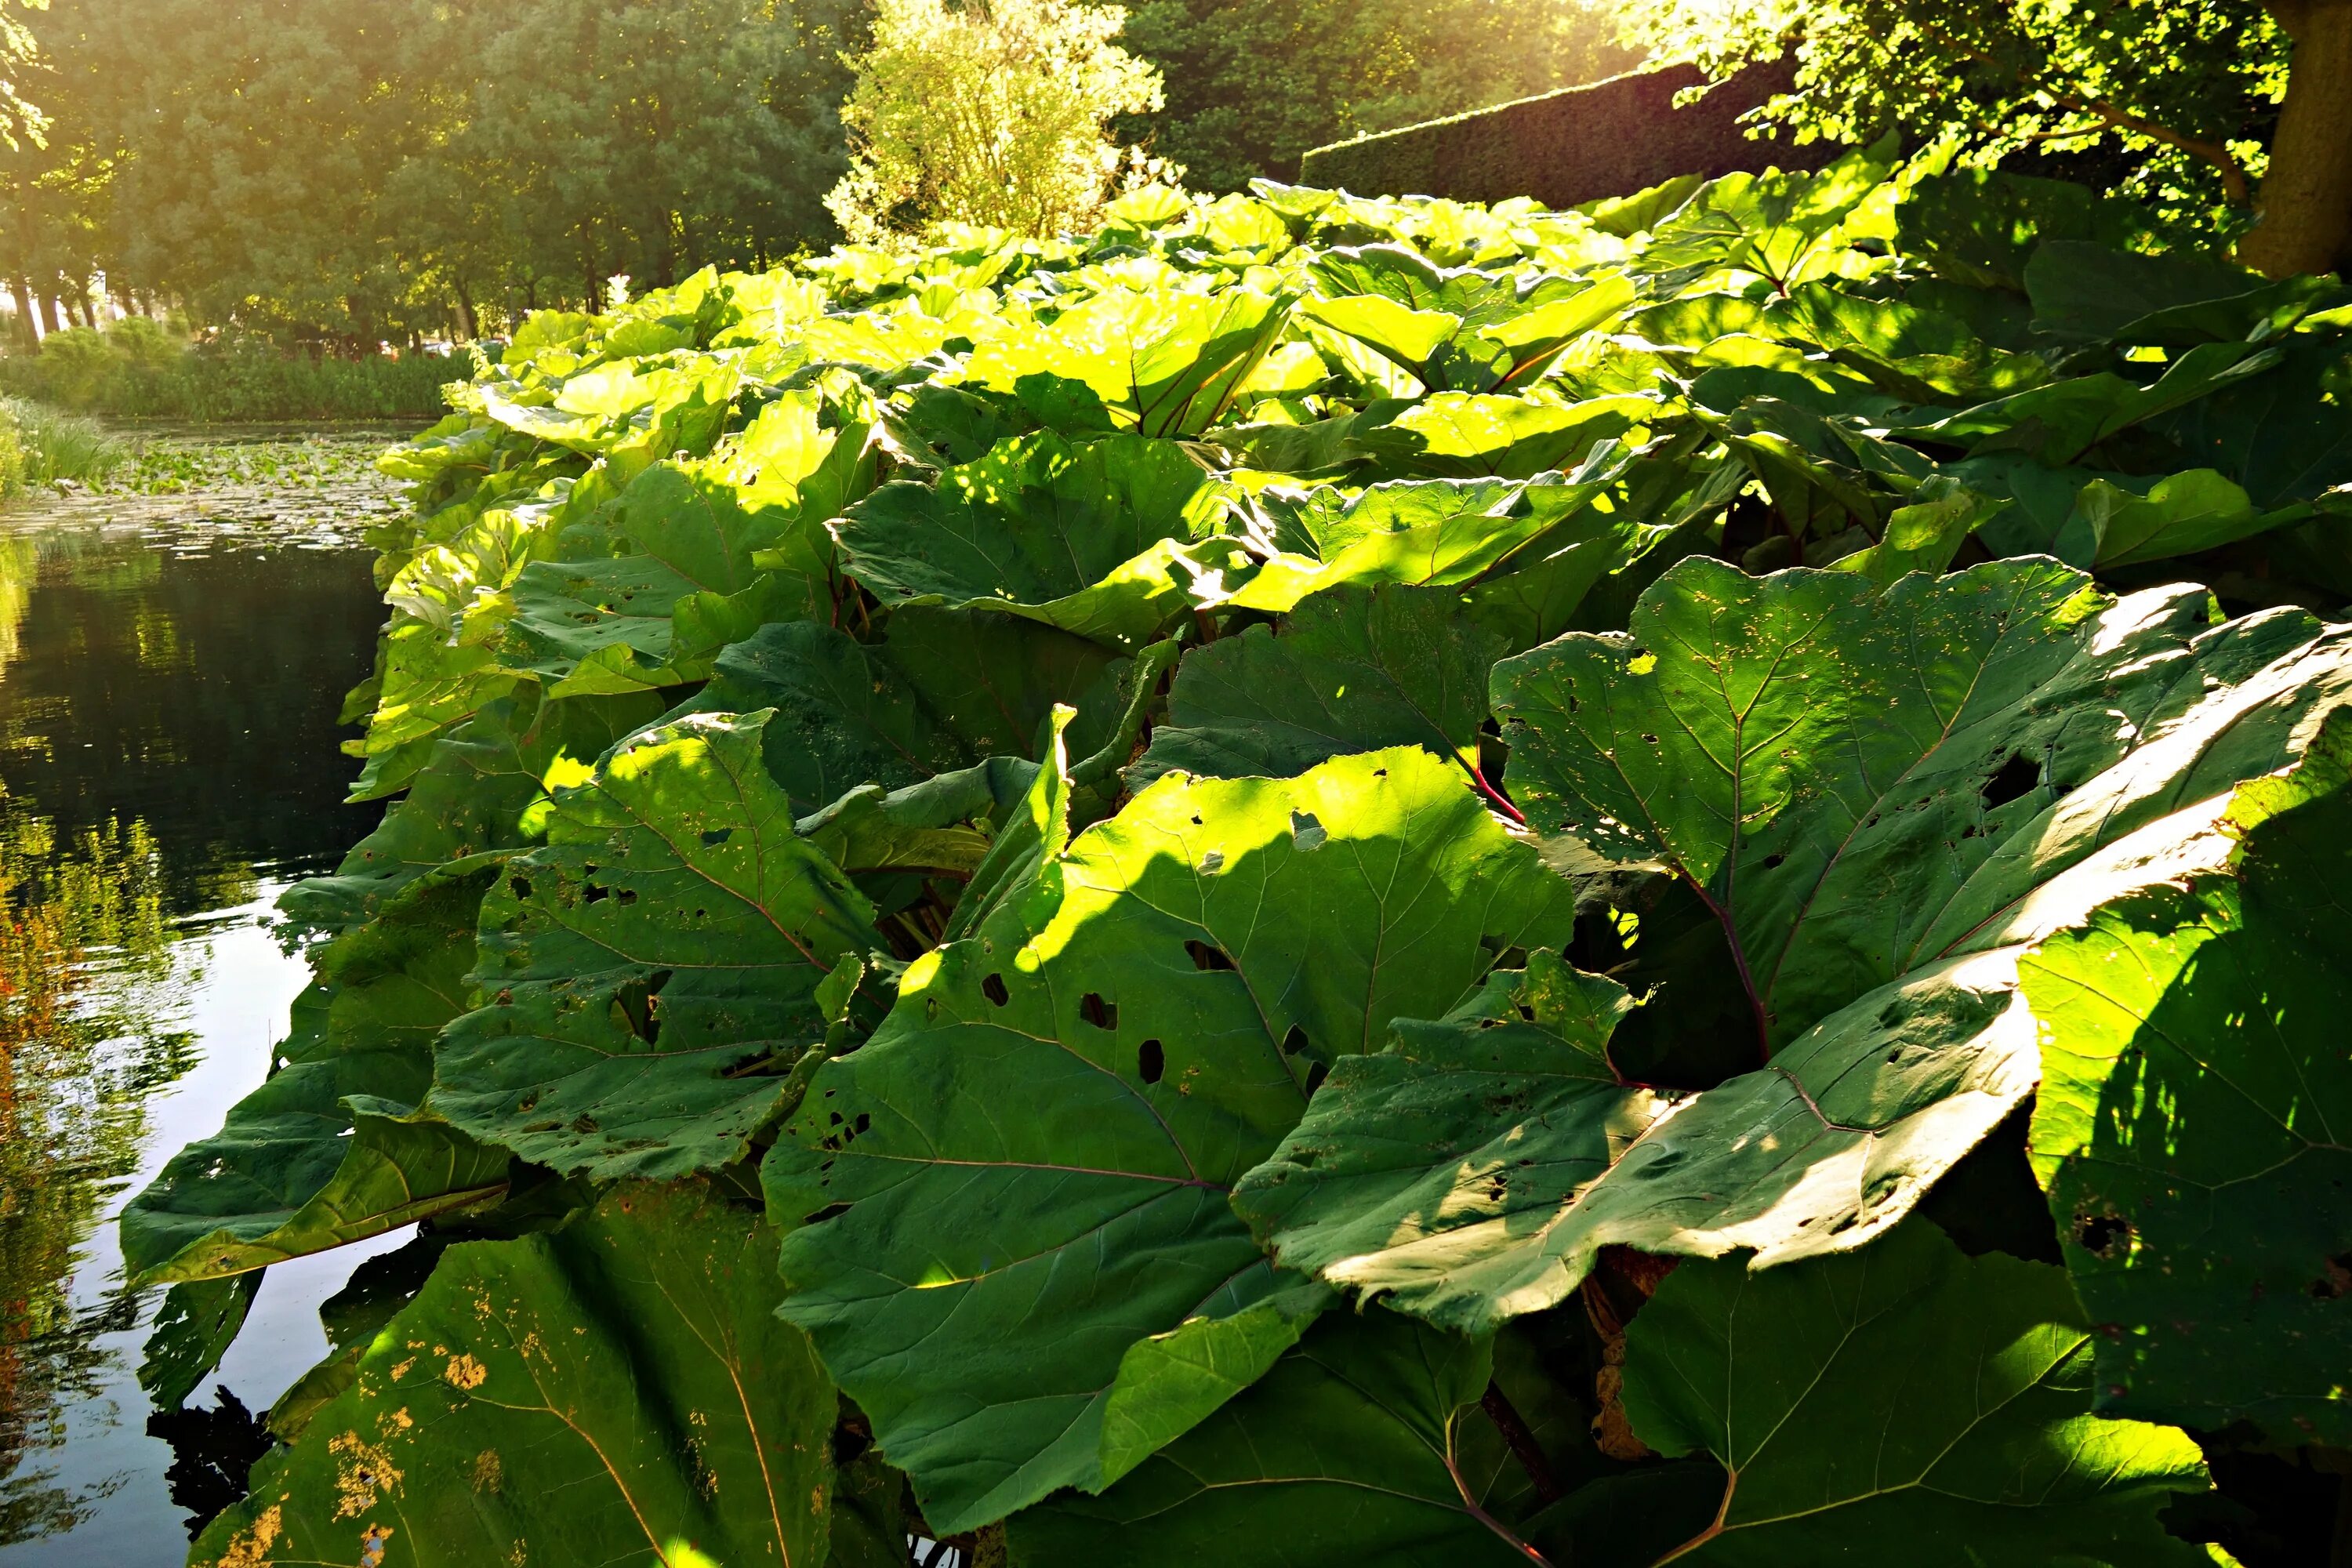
[0,0,1626,347]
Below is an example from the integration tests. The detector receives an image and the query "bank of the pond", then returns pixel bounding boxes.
[0,437,397,1563]
[0,340,456,424]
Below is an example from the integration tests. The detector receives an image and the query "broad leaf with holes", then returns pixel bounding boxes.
[433,710,880,1179]
[1232,561,2352,1333]
[2024,709,2352,1445]
[191,1181,842,1568]
[833,430,1233,647]
[122,864,514,1285]
[764,747,1576,1533]
[1619,1219,2212,1562]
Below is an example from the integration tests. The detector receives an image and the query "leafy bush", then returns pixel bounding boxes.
[136,147,2352,1566]
[0,328,454,421]
[828,0,1170,241]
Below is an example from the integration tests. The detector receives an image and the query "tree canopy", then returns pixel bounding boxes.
[1623,0,2349,277]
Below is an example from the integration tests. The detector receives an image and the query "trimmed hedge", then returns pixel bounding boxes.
[1298,60,1836,207]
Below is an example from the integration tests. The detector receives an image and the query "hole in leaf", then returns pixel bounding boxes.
[853,1112,871,1135]
[982,973,1010,1006]
[1186,939,1236,971]
[2075,1213,2132,1258]
[509,876,533,901]
[616,887,637,905]
[583,884,609,905]
[2310,1253,2352,1300]
[1280,1024,1308,1054]
[702,828,733,846]
[1303,1061,1330,1095]
[1981,753,2042,808]
[1138,1039,1165,1083]
[1080,993,1117,1030]
[804,1203,852,1225]
[1759,852,1786,871]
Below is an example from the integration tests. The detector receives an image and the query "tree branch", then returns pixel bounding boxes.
[1911,16,2253,204]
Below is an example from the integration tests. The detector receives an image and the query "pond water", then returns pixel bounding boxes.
[0,431,405,1564]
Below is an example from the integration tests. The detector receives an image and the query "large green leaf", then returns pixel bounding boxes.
[832,430,1232,647]
[1228,460,1633,615]
[498,452,834,697]
[2024,708,2352,1445]
[1007,1308,1537,1568]
[2155,332,2352,509]
[122,863,513,1285]
[675,610,1128,813]
[191,1181,843,1568]
[1355,391,1653,479]
[1640,143,1899,290]
[1619,1219,2212,1562]
[1131,584,1504,794]
[962,285,1293,437]
[764,747,1576,1534]
[283,693,664,935]
[1233,561,2352,1334]
[1494,557,2351,1055]
[1896,339,2282,466]
[434,710,880,1179]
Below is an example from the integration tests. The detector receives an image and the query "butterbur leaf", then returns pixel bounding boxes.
[2155,332,2352,510]
[140,1272,264,1410]
[674,612,1123,814]
[2024,708,2352,1445]
[122,864,513,1285]
[1354,391,1652,479]
[1494,557,2352,1055]
[1233,953,1661,1333]
[1830,476,1999,583]
[941,708,1073,944]
[2023,239,2267,344]
[281,693,664,935]
[1641,142,1900,290]
[500,456,832,698]
[2057,467,2309,569]
[1007,1309,1539,1568]
[832,430,1232,647]
[766,747,1576,1533]
[1897,338,2283,466]
[434,710,880,1179]
[1229,459,1632,615]
[963,285,1294,438]
[1248,561,2352,1334]
[191,1181,841,1568]
[1131,583,1504,794]
[1620,1219,2212,1563]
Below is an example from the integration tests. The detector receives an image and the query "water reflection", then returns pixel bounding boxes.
[0,436,397,1562]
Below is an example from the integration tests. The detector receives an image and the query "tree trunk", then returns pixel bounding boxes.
[10,278,36,347]
[451,277,477,342]
[2241,0,2352,278]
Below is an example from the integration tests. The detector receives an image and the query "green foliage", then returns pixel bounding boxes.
[0,391,119,487]
[0,332,454,419]
[191,1181,844,1568]
[140,152,2352,1566]
[827,0,1169,242]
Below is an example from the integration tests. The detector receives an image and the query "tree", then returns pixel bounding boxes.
[1617,0,2347,278]
[1116,0,1637,193]
[826,0,1167,241]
